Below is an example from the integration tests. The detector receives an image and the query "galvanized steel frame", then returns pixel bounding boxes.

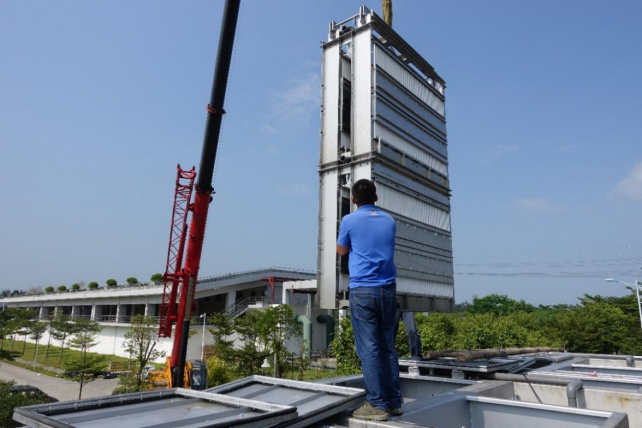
[13,388,298,428]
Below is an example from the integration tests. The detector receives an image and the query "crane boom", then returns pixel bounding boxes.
[158,0,242,388]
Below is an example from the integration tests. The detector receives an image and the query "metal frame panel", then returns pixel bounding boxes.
[374,43,445,117]
[207,375,365,428]
[321,43,341,165]
[13,388,298,428]
[351,29,374,157]
[318,170,340,309]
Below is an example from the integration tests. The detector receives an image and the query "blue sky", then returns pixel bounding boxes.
[1,1,640,305]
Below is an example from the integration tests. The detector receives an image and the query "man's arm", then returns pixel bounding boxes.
[337,216,351,255]
[336,243,349,256]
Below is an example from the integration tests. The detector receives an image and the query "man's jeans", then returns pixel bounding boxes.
[350,285,402,411]
[396,311,422,359]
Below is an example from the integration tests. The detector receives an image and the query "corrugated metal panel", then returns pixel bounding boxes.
[376,72,446,136]
[396,276,454,298]
[374,44,445,117]
[375,123,448,175]
[377,184,451,232]
[376,99,447,157]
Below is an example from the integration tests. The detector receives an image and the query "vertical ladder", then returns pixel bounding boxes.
[159,165,196,338]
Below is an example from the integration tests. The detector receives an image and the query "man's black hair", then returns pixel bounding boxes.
[352,179,378,206]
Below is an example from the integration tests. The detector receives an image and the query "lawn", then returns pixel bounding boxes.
[0,339,136,375]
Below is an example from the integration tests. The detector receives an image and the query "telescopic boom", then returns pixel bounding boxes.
[170,0,241,387]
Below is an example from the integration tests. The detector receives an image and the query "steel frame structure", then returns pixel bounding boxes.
[159,165,196,338]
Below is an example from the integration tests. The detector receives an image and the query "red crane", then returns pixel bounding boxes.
[157,0,241,388]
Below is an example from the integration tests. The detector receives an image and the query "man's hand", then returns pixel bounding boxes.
[336,244,349,256]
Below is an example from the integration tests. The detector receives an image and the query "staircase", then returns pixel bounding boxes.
[222,296,267,319]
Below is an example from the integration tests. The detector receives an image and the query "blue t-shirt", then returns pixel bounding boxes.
[337,204,397,288]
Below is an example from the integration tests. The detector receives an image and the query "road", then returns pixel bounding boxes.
[0,362,119,401]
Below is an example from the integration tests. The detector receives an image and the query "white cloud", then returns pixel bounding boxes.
[273,73,320,123]
[513,198,566,213]
[261,124,278,133]
[487,144,518,157]
[613,161,642,201]
[280,183,314,196]
[557,144,576,152]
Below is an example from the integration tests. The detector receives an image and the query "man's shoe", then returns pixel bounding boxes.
[352,402,390,421]
[388,407,403,416]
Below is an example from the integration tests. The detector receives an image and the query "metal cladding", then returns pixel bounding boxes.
[317,7,454,311]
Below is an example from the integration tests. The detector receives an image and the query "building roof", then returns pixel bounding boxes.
[0,268,316,305]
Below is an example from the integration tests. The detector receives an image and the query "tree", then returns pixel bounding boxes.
[57,285,67,292]
[28,322,47,369]
[208,313,235,368]
[257,305,302,378]
[467,294,535,316]
[27,287,43,295]
[0,289,10,298]
[45,286,54,293]
[331,314,361,375]
[150,273,163,283]
[126,277,139,285]
[122,315,165,391]
[233,310,267,376]
[63,325,105,399]
[0,380,53,428]
[106,279,117,287]
[87,282,99,290]
[71,283,80,291]
[50,315,76,363]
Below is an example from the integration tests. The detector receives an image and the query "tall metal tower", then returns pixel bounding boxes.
[317,7,454,312]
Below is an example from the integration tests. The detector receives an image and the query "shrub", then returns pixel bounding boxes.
[57,285,67,292]
[71,283,80,291]
[106,279,117,287]
[206,357,231,387]
[87,282,99,290]
[45,286,54,293]
[126,277,139,285]
[150,273,163,283]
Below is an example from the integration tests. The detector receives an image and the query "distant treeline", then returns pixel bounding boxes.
[332,292,642,374]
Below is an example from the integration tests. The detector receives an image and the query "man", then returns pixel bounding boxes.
[397,310,423,360]
[337,179,402,421]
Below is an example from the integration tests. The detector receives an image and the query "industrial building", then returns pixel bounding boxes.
[0,268,338,361]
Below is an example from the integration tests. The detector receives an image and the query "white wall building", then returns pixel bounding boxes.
[0,268,334,362]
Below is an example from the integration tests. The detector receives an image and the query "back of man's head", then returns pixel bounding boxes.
[352,179,378,206]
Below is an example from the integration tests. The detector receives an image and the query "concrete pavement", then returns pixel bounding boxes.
[0,362,119,401]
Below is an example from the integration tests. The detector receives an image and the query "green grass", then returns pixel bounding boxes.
[0,339,134,374]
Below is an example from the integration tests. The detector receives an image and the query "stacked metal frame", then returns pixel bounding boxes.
[317,7,454,311]
[13,388,298,428]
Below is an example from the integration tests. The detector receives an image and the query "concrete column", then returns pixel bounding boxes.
[90,304,96,321]
[226,291,236,309]
[54,305,59,318]
[116,304,121,323]
[71,305,77,319]
[39,306,45,320]
[144,303,149,316]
